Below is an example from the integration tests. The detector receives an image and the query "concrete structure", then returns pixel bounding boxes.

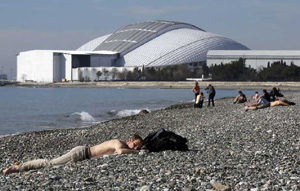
[17,20,249,82]
[207,50,300,70]
[17,50,123,82]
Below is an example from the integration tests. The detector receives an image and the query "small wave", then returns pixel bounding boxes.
[107,110,117,116]
[116,109,150,117]
[0,132,21,138]
[71,111,96,122]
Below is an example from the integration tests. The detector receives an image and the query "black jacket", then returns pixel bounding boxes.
[142,129,189,152]
[205,85,216,95]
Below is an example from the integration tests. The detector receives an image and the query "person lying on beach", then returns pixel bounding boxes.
[245,100,295,112]
[3,134,143,175]
[233,91,247,104]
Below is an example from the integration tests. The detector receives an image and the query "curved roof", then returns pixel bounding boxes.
[116,28,249,67]
[77,20,249,67]
[77,34,111,51]
[78,20,203,55]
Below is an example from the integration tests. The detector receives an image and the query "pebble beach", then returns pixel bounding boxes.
[1,93,300,190]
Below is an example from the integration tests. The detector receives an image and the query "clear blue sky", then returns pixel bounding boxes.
[1,0,300,79]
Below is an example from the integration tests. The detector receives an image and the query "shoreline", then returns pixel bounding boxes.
[1,94,300,190]
[0,91,296,138]
[0,100,201,138]
[5,81,300,91]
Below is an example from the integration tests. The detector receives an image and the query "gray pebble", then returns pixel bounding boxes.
[1,94,299,190]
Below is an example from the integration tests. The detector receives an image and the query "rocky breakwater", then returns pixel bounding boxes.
[1,93,300,190]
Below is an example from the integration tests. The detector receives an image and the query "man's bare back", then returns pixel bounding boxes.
[90,139,141,158]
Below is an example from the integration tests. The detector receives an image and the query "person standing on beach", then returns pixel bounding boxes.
[205,84,216,107]
[3,135,143,175]
[192,81,200,103]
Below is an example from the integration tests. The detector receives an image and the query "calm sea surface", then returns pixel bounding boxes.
[0,87,287,136]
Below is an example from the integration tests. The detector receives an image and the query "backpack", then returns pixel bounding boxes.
[142,128,189,152]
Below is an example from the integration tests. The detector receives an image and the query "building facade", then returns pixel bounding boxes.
[207,50,300,70]
[17,20,249,82]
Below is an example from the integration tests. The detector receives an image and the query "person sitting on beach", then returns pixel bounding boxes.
[233,91,247,104]
[245,90,275,108]
[194,92,205,108]
[262,89,271,102]
[245,99,295,112]
[253,91,259,100]
[244,96,270,108]
[270,87,284,101]
[192,81,200,103]
[3,135,143,175]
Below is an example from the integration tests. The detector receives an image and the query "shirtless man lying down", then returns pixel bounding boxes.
[3,134,143,175]
[245,99,295,112]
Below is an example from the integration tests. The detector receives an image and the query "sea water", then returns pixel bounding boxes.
[0,87,287,136]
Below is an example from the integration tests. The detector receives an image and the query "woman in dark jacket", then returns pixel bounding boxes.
[205,84,216,107]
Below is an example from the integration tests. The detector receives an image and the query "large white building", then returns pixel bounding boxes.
[17,50,122,82]
[207,50,300,69]
[17,20,249,82]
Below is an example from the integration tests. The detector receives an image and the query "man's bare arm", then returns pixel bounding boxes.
[115,148,140,154]
[113,140,140,154]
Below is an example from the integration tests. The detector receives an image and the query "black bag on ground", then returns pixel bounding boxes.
[142,128,189,152]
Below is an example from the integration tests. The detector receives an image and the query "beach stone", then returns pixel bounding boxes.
[140,185,151,191]
[139,110,149,115]
[139,150,147,155]
[50,175,61,181]
[84,177,94,182]
[212,182,230,190]
[98,163,108,169]
[1,94,300,190]
[183,187,194,191]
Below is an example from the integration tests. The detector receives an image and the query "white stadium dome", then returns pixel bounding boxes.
[77,20,249,67]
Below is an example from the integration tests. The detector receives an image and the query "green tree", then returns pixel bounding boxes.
[257,61,300,81]
[96,71,102,81]
[111,68,117,80]
[209,58,256,81]
[117,71,127,80]
[126,68,140,81]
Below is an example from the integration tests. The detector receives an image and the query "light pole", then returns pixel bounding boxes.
[11,68,13,81]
